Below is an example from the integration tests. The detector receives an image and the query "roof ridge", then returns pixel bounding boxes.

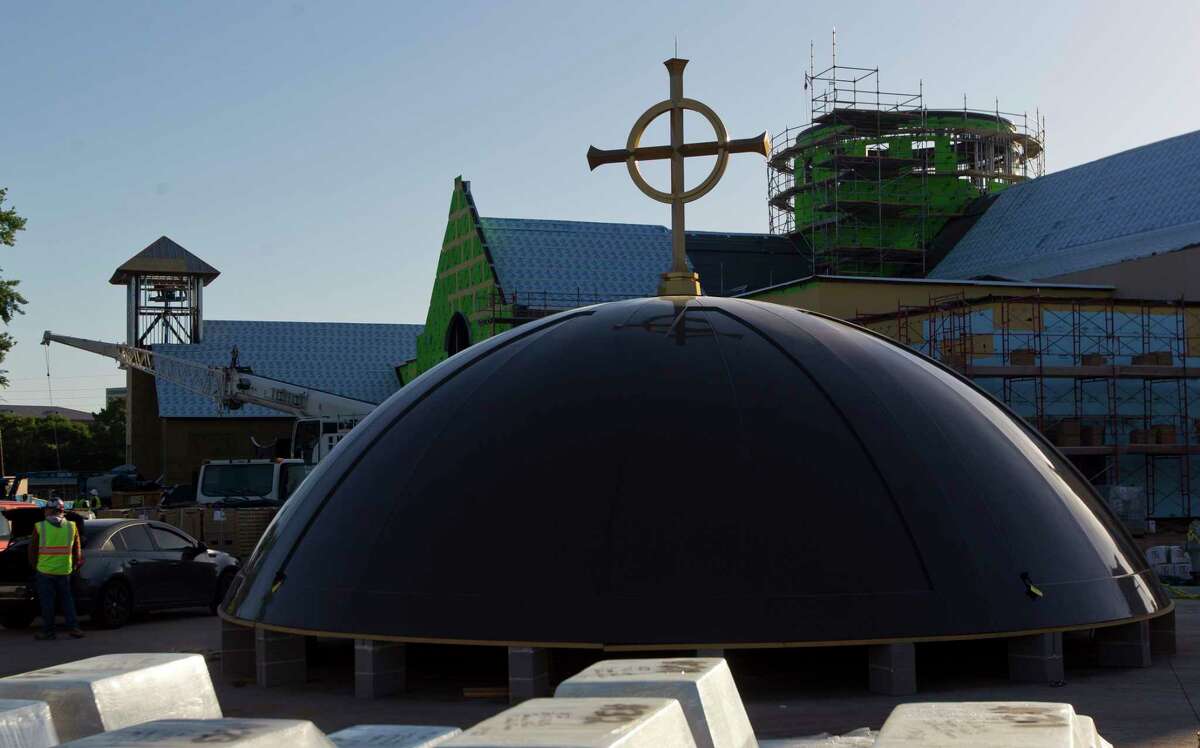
[480,216,668,230]
[1025,127,1200,186]
[201,319,424,328]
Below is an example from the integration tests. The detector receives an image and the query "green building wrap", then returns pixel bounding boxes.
[767,64,1044,278]
[400,178,510,384]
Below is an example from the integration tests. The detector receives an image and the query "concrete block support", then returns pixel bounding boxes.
[354,639,407,699]
[220,619,256,682]
[1096,620,1151,668]
[1007,632,1064,683]
[868,643,916,696]
[255,628,307,687]
[1150,609,1176,656]
[507,646,550,704]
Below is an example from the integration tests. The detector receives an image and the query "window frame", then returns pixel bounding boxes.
[149,525,195,552]
[114,523,156,553]
[200,463,276,498]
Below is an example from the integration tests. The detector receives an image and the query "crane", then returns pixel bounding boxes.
[41,331,377,464]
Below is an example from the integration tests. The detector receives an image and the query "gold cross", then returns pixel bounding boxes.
[588,58,770,296]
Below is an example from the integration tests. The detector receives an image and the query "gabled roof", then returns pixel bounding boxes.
[479,217,673,300]
[153,320,423,418]
[684,231,810,296]
[477,218,810,300]
[110,236,221,285]
[930,129,1200,280]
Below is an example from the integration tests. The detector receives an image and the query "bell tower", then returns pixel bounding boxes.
[110,236,220,468]
[110,235,220,346]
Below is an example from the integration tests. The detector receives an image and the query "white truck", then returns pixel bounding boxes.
[196,458,314,506]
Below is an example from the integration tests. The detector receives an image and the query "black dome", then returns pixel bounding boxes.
[225,296,1169,647]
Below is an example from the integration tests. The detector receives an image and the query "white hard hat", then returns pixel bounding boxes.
[89,489,99,496]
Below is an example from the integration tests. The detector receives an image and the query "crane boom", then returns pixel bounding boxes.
[42,331,376,419]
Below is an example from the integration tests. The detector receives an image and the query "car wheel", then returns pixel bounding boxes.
[210,570,236,615]
[94,580,133,629]
[1,608,36,630]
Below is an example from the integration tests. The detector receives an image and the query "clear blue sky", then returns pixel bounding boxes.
[3,0,1198,412]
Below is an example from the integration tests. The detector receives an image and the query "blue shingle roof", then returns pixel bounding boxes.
[930,129,1200,280]
[479,217,675,300]
[153,320,423,418]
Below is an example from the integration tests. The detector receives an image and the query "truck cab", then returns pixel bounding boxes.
[196,459,314,506]
[291,416,361,464]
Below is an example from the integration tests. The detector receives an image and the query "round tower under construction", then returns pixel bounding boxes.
[768,61,1044,277]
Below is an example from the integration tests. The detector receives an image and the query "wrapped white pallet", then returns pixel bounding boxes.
[554,658,756,748]
[0,653,221,741]
[758,729,874,747]
[444,697,696,747]
[59,718,333,746]
[0,699,58,748]
[874,702,1111,747]
[329,724,462,746]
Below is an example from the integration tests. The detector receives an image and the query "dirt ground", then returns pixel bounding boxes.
[2,603,1200,745]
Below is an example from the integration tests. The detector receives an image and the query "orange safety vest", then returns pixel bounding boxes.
[35,520,76,575]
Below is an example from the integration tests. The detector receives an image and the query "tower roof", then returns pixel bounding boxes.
[109,236,221,286]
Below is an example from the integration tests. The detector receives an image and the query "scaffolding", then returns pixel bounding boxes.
[768,61,1045,278]
[854,295,1200,519]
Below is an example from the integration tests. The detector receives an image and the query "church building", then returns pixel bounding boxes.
[118,127,1200,521]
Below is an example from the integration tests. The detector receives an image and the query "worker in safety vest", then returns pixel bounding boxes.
[27,499,84,640]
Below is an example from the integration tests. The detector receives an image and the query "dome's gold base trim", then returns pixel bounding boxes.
[219,600,1174,652]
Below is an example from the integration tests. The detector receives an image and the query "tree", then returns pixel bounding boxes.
[0,188,28,388]
[0,414,90,473]
[89,399,127,468]
[0,402,126,475]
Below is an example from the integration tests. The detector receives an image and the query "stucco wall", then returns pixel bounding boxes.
[1043,245,1200,301]
[128,368,162,480]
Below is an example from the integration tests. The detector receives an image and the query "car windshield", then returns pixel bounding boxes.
[201,464,274,498]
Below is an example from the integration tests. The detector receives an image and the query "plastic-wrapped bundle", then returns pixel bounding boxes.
[444,698,696,747]
[0,653,221,742]
[873,702,1111,748]
[328,724,461,747]
[58,718,332,746]
[0,699,58,748]
[555,659,756,748]
[758,730,875,747]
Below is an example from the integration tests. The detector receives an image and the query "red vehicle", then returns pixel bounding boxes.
[0,501,35,552]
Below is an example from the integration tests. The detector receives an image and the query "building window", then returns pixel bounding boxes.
[445,313,471,357]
